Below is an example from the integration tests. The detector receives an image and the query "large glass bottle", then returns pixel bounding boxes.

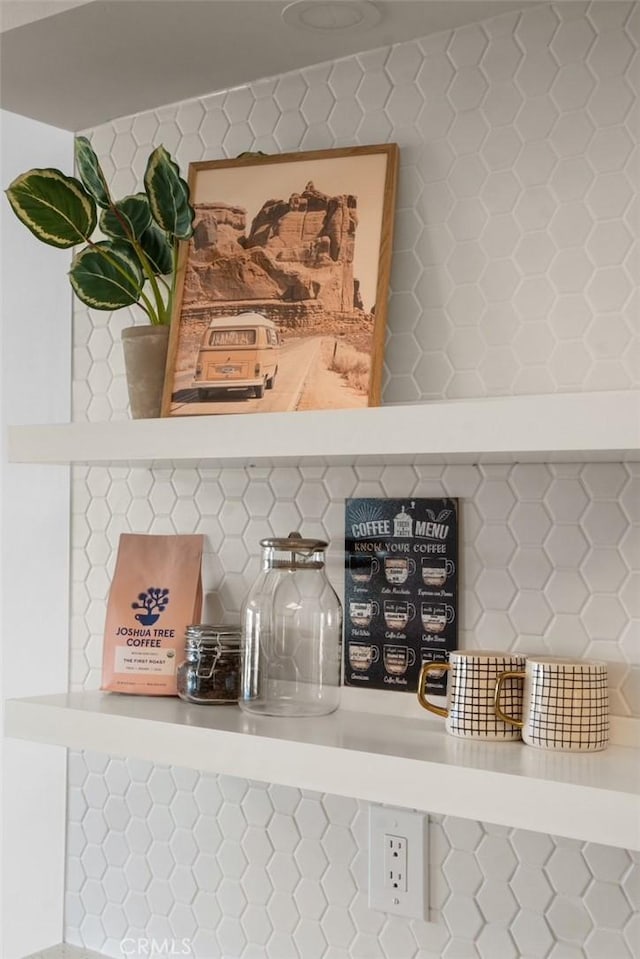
[239,531,342,717]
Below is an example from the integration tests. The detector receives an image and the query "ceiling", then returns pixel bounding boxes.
[0,0,533,131]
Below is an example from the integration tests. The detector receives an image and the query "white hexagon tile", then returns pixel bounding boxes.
[67,3,640,957]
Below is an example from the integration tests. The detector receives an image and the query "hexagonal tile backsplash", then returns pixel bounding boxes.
[74,2,638,417]
[72,461,639,715]
[66,752,640,959]
[68,3,639,957]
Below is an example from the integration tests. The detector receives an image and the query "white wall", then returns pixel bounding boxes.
[65,4,640,958]
[0,109,73,957]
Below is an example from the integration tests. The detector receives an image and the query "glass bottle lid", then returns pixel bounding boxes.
[260,530,328,554]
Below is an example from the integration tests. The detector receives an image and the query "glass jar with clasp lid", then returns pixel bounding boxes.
[239,531,342,717]
[177,625,241,705]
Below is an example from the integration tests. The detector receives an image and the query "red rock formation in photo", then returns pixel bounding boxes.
[182,182,364,326]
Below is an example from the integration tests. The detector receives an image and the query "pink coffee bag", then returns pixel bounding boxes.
[101,533,203,695]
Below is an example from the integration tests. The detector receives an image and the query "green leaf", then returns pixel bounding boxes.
[5,168,96,249]
[144,145,194,240]
[139,221,173,275]
[100,194,152,242]
[75,136,111,209]
[69,241,143,310]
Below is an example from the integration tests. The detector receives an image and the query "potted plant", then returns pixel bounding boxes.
[5,136,195,418]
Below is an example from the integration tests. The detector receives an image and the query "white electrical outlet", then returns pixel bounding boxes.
[384,834,407,892]
[369,804,428,919]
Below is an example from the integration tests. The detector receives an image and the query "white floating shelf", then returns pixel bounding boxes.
[6,691,639,850]
[8,391,640,468]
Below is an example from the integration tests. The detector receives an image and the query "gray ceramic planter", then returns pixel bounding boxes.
[121,325,170,419]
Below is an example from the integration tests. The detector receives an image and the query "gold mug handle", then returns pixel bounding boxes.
[417,662,450,718]
[494,670,526,727]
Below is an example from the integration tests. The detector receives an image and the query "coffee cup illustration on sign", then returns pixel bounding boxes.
[348,643,380,671]
[421,556,455,588]
[421,648,448,680]
[349,599,379,628]
[383,600,416,631]
[349,555,379,584]
[383,644,416,676]
[421,603,455,633]
[383,556,416,585]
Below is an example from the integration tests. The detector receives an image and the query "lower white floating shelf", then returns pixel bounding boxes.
[6,691,639,851]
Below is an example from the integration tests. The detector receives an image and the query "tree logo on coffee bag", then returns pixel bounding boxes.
[131,587,170,627]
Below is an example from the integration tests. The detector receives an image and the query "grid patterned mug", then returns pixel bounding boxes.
[494,657,609,752]
[418,650,526,740]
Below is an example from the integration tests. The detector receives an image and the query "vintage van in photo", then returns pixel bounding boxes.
[193,312,280,400]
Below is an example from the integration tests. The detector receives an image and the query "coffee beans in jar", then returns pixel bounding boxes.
[177,625,241,704]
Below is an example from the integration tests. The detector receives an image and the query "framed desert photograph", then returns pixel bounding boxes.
[162,144,398,417]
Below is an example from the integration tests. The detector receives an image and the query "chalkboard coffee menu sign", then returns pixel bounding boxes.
[344,498,458,694]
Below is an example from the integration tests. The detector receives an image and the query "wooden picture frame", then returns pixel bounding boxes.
[161,144,398,418]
